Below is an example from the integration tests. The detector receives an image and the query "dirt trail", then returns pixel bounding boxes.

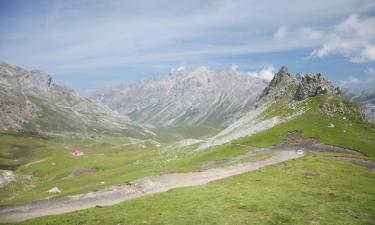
[0,148,302,223]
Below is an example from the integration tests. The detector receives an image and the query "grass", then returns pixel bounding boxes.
[9,152,375,225]
[236,95,375,157]
[0,133,254,205]
[153,125,220,142]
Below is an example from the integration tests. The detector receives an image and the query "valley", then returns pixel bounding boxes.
[0,62,374,224]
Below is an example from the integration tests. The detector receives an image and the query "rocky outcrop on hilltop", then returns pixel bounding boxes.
[0,61,155,138]
[92,66,268,128]
[258,66,298,102]
[258,66,340,103]
[294,73,341,101]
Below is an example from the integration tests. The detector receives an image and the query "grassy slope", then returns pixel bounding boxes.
[238,95,375,156]
[153,125,220,142]
[0,133,253,205]
[10,152,375,225]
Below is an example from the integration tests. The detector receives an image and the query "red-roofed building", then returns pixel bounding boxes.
[71,149,84,157]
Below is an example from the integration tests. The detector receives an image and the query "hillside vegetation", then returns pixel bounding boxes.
[0,133,255,205]
[237,95,375,156]
[10,152,374,225]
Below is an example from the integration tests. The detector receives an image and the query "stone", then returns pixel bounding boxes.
[47,187,61,193]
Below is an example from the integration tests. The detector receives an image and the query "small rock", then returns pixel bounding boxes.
[51,162,56,166]
[47,187,61,193]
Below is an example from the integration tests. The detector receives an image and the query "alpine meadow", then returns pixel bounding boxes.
[0,1,374,224]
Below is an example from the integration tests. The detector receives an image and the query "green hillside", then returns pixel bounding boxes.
[10,152,374,225]
[4,94,375,224]
[238,95,375,156]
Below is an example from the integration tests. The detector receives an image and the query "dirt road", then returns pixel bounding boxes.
[0,148,303,223]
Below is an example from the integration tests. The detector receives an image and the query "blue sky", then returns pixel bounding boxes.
[0,0,374,95]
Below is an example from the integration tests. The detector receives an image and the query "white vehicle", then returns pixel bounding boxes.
[296,150,304,155]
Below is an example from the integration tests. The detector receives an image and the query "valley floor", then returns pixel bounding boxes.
[2,148,374,225]
[0,147,302,222]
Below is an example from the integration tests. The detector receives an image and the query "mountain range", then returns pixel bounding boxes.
[342,87,375,123]
[1,61,374,144]
[0,61,154,139]
[1,61,374,224]
[92,66,267,129]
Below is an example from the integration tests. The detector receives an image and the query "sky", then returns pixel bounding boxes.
[0,0,374,95]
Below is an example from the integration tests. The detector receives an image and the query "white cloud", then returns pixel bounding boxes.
[310,14,375,63]
[339,75,361,87]
[247,66,275,81]
[274,26,288,40]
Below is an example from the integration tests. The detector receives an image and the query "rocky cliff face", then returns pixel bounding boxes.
[92,67,268,128]
[0,61,155,138]
[259,66,340,103]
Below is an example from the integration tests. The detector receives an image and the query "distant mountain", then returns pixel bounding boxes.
[352,88,375,104]
[342,88,375,123]
[353,88,375,123]
[198,66,342,149]
[0,62,155,138]
[92,67,268,128]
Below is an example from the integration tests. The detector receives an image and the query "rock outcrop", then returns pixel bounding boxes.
[258,66,340,103]
[294,73,341,101]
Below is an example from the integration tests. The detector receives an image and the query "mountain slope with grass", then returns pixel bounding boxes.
[10,152,374,225]
[198,66,345,149]
[0,62,155,139]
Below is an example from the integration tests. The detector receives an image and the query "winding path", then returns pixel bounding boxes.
[0,148,303,223]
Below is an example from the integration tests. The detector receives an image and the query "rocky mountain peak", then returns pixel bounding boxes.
[294,73,340,101]
[0,62,54,90]
[268,66,294,87]
[0,61,155,138]
[259,66,340,103]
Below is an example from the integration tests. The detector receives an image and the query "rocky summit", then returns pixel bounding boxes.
[259,66,340,103]
[294,73,341,101]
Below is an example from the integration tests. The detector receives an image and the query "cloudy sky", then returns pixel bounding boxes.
[0,0,374,94]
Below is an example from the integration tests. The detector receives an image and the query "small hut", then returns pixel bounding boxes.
[71,148,84,157]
